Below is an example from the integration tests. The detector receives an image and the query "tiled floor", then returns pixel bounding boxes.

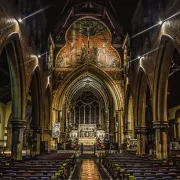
[80,159,100,180]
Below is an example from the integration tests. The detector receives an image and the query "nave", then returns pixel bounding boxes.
[1,0,180,179]
[1,151,180,179]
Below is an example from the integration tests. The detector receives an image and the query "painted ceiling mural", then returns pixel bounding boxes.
[56,17,120,69]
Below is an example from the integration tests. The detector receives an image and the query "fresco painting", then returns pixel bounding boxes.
[56,18,120,68]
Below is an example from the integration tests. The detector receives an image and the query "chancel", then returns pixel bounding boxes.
[0,0,180,179]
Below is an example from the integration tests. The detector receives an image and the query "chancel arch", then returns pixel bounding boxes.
[54,65,122,110]
[52,64,123,148]
[52,8,123,152]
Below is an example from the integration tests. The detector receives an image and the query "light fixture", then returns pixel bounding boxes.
[18,18,22,23]
[37,51,49,58]
[130,12,180,39]
[137,56,141,59]
[158,20,162,25]
[48,76,50,84]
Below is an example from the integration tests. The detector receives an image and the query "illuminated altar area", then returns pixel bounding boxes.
[67,91,106,148]
[53,17,123,150]
[70,124,105,146]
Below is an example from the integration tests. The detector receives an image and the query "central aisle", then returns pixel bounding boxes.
[71,154,110,179]
[80,159,100,180]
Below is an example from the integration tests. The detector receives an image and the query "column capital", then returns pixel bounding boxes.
[116,109,124,112]
[31,126,43,133]
[11,119,26,128]
[135,126,146,134]
[43,129,52,133]
[153,121,169,129]
[125,129,133,133]
[52,107,62,112]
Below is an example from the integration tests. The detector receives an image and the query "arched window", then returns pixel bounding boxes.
[75,91,99,124]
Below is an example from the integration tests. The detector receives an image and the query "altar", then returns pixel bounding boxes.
[69,124,106,148]
[79,138,96,145]
[79,124,96,137]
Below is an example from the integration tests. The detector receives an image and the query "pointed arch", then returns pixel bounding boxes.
[0,32,26,123]
[27,67,43,127]
[135,67,153,127]
[153,34,178,123]
[53,64,122,111]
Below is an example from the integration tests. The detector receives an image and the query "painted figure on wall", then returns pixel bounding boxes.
[56,17,120,68]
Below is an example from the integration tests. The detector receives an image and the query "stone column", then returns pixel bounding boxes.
[127,96,134,139]
[32,127,42,155]
[112,117,115,143]
[42,129,51,152]
[101,109,104,128]
[115,112,119,144]
[67,111,70,132]
[74,108,75,124]
[52,109,56,125]
[109,118,113,143]
[116,110,124,146]
[11,120,26,160]
[36,132,41,155]
[104,110,107,132]
[90,107,91,124]
[116,111,120,146]
[126,129,133,139]
[84,106,85,124]
[107,110,109,133]
[135,127,146,155]
[153,121,168,160]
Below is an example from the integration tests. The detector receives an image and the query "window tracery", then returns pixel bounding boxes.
[74,91,99,124]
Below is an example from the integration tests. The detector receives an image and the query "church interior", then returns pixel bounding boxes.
[0,0,180,179]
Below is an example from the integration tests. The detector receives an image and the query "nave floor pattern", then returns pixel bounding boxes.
[70,154,110,180]
[80,159,100,180]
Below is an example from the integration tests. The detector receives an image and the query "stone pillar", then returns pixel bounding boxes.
[74,108,75,124]
[11,120,26,160]
[106,110,109,133]
[109,118,113,143]
[153,121,169,160]
[126,129,133,139]
[33,127,42,155]
[101,109,104,128]
[135,127,146,155]
[42,129,51,152]
[116,110,124,146]
[115,112,119,144]
[36,132,41,155]
[52,109,56,124]
[84,106,85,124]
[127,96,134,139]
[104,110,107,132]
[111,117,116,143]
[116,111,120,146]
[90,107,91,124]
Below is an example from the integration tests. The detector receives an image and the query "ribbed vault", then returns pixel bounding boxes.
[53,64,122,111]
[66,74,111,109]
